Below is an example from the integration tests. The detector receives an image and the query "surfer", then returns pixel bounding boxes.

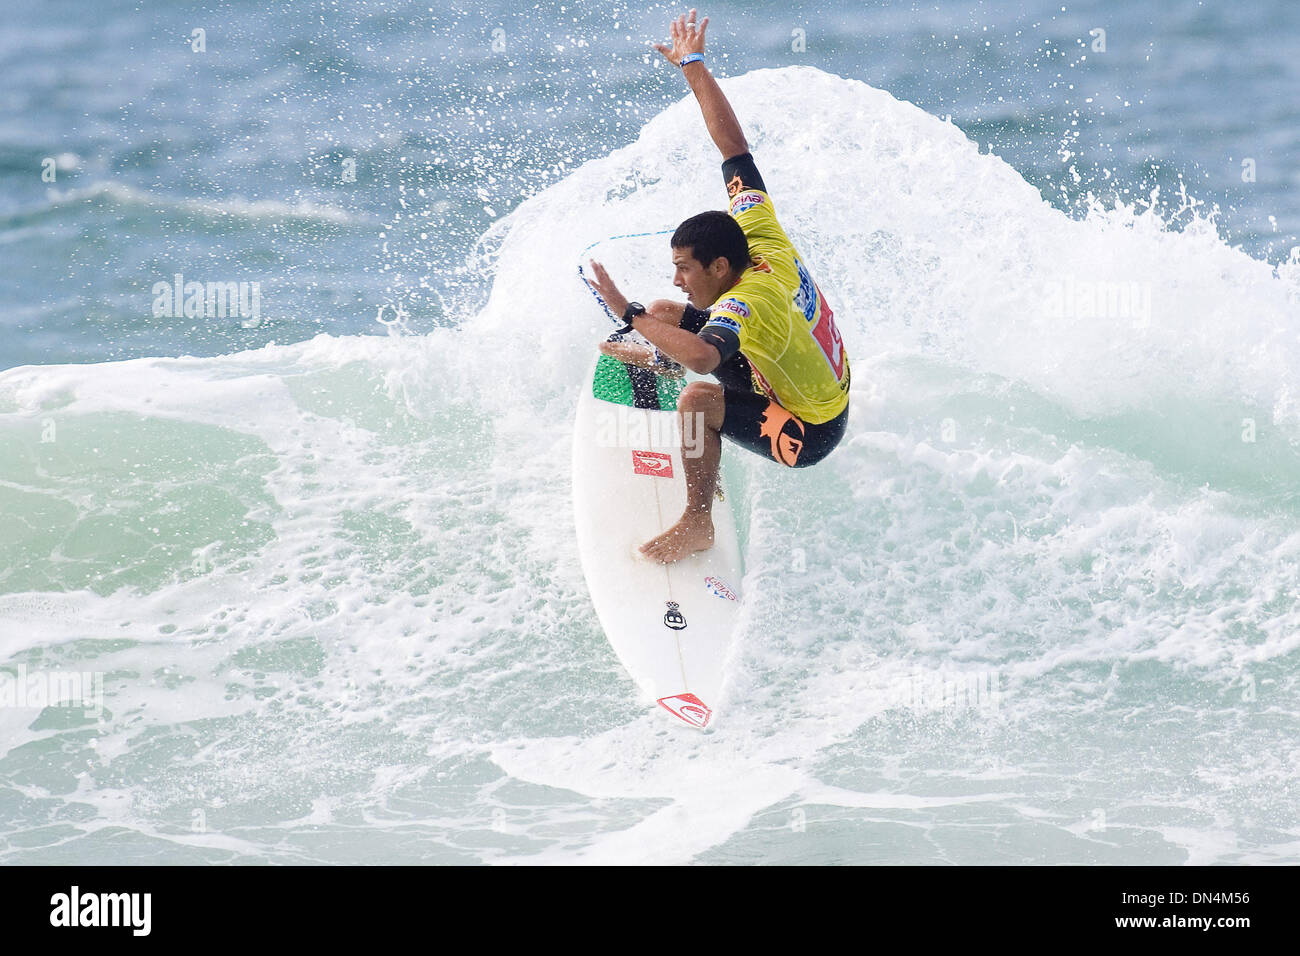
[585,9,850,564]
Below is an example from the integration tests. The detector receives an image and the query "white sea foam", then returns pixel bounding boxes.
[43,181,368,225]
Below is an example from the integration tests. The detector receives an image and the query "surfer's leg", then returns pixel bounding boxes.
[678,381,725,515]
[639,381,725,564]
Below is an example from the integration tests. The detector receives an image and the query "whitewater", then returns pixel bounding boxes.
[1,67,1298,864]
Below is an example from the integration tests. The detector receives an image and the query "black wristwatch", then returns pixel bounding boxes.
[615,301,646,335]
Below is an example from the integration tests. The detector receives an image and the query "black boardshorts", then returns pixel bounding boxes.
[677,304,847,468]
[719,381,847,468]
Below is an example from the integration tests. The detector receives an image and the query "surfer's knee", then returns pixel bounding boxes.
[679,381,725,431]
[679,381,721,407]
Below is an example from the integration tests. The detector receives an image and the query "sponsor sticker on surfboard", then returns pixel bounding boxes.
[664,601,687,630]
[704,576,738,601]
[657,693,713,728]
[631,449,673,478]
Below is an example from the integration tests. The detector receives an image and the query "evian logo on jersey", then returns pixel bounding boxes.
[631,449,673,478]
[712,297,749,320]
[730,191,765,214]
[704,576,738,601]
[658,693,712,728]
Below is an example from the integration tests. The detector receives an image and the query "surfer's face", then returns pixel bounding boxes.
[671,247,735,308]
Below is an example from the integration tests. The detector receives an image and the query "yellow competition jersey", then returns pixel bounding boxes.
[704,184,849,424]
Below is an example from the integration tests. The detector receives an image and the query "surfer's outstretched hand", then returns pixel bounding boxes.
[654,8,708,67]
[585,260,629,318]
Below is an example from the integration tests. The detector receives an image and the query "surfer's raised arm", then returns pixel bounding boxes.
[654,10,748,160]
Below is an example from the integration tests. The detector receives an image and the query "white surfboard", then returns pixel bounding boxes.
[572,349,744,729]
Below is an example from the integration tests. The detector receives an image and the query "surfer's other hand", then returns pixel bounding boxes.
[585,260,629,318]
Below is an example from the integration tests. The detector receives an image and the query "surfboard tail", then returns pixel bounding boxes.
[657,693,713,729]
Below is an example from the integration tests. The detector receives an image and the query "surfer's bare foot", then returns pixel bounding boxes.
[640,513,714,564]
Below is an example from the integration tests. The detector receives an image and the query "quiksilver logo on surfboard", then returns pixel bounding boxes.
[631,450,673,478]
[658,693,712,728]
[664,601,687,630]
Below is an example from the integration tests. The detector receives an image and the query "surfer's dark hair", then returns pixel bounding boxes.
[672,212,750,276]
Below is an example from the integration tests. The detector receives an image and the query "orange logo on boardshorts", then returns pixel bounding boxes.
[758,403,805,466]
